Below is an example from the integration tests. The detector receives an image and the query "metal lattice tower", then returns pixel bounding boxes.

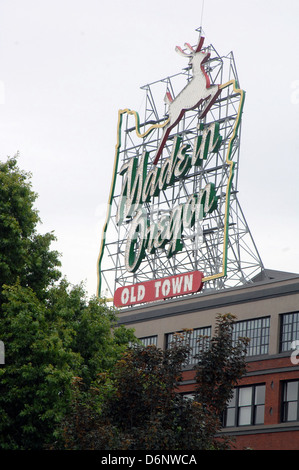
[97,32,264,299]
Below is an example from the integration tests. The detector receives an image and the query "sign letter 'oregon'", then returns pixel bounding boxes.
[97,34,245,306]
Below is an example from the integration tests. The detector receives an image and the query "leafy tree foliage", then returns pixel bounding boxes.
[0,156,136,449]
[0,282,78,449]
[0,156,61,300]
[0,281,135,449]
[58,314,249,450]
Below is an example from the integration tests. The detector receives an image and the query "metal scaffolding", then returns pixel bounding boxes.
[98,31,264,299]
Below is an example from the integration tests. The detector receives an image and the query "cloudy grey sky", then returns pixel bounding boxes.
[0,0,298,296]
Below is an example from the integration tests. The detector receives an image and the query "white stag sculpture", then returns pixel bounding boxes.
[153,36,221,165]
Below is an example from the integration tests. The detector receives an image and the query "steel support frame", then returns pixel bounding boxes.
[98,37,264,299]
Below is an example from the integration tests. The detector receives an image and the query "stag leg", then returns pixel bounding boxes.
[198,86,221,121]
[164,91,173,104]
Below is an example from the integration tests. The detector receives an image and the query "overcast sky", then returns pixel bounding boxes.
[0,0,298,297]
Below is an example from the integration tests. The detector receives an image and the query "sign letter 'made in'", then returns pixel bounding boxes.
[119,125,222,273]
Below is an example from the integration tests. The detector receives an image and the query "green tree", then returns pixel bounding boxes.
[58,314,249,450]
[0,279,136,449]
[57,335,190,450]
[45,279,136,388]
[181,313,250,449]
[0,156,136,449]
[0,282,79,449]
[0,156,61,299]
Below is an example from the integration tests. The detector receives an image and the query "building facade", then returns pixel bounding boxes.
[97,29,299,450]
[116,269,299,450]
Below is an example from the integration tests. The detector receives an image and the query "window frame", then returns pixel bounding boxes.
[165,326,211,366]
[232,316,270,357]
[222,384,266,428]
[280,312,299,353]
[281,380,299,423]
[139,335,158,347]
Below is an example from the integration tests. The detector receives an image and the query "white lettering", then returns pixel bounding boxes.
[184,274,193,291]
[145,454,197,465]
[101,455,136,467]
[130,286,136,303]
[124,181,217,273]
[161,279,171,297]
[137,284,145,301]
[124,210,147,273]
[165,204,184,257]
[117,124,221,227]
[154,280,161,298]
[120,288,129,305]
[172,276,183,294]
[191,122,222,166]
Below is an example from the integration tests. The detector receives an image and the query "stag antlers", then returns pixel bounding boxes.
[175,36,205,57]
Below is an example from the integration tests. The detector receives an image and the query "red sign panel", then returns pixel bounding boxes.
[114,271,204,307]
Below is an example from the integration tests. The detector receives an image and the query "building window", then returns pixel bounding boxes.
[232,317,270,356]
[281,380,299,422]
[280,312,299,352]
[166,326,211,365]
[223,384,266,427]
[139,335,158,347]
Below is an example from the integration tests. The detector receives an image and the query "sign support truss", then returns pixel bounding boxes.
[97,34,264,300]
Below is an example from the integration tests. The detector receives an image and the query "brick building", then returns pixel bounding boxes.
[116,268,299,450]
[97,29,299,451]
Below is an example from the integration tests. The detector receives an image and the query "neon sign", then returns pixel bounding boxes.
[119,127,221,272]
[114,271,203,308]
[97,33,247,305]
